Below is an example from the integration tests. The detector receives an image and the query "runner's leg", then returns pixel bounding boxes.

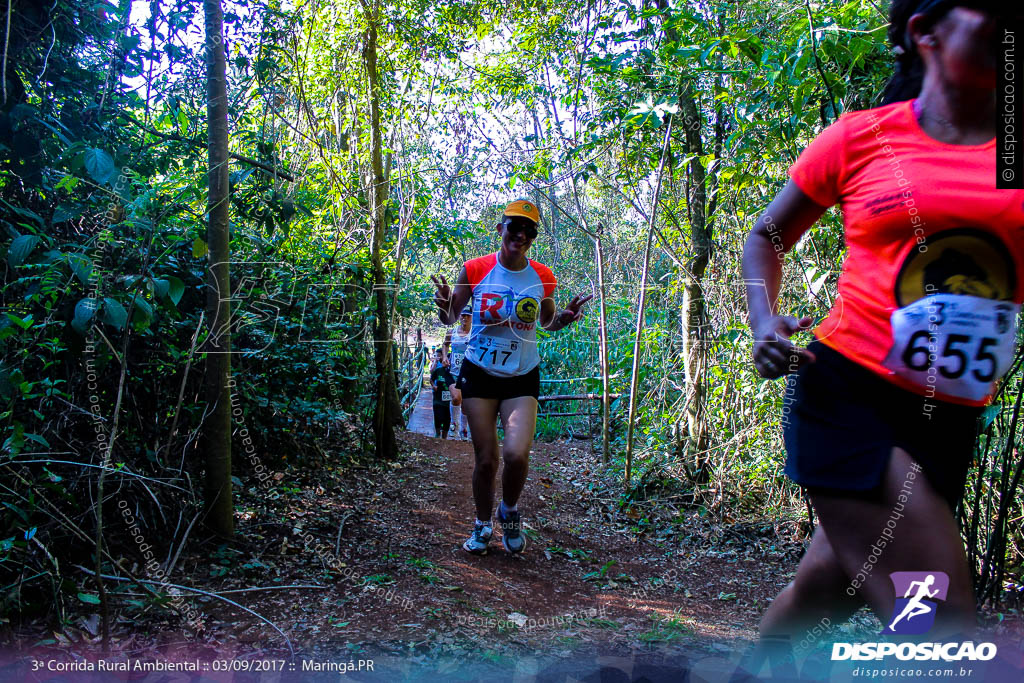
[497,395,538,506]
[439,411,450,439]
[463,397,501,521]
[760,525,864,638]
[810,447,976,638]
[450,402,461,437]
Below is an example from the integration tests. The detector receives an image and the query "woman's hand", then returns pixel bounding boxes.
[741,181,829,378]
[431,275,452,317]
[752,314,816,379]
[553,293,595,328]
[431,268,472,325]
[450,386,463,406]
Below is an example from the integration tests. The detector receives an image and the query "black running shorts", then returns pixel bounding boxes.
[782,338,984,510]
[456,359,540,401]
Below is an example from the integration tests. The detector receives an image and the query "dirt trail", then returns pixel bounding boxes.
[310,386,798,654]
[128,384,802,671]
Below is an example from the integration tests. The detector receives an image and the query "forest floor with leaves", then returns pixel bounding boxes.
[9,390,1024,680]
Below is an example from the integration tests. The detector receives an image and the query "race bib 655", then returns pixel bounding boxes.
[882,294,1019,402]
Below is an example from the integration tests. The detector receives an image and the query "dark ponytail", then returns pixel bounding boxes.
[881,51,925,105]
[880,0,953,105]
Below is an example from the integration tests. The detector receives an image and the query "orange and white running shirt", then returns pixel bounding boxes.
[790,99,1024,406]
[462,253,556,377]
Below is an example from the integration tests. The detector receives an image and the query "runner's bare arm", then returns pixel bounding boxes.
[540,293,594,331]
[742,180,828,378]
[442,330,452,366]
[432,268,472,326]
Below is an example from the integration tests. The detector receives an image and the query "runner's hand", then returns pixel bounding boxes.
[752,315,816,379]
[557,292,595,326]
[431,275,452,318]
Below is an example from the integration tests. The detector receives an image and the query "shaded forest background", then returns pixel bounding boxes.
[0,0,1021,648]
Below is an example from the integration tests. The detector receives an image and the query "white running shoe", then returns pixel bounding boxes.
[497,502,526,554]
[462,521,493,555]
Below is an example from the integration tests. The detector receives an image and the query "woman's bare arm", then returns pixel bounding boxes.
[433,267,472,326]
[742,180,830,377]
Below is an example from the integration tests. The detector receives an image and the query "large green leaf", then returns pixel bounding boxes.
[84,148,115,184]
[166,276,185,305]
[131,297,154,330]
[4,313,32,330]
[7,235,40,267]
[102,298,128,329]
[71,297,99,334]
[151,278,170,299]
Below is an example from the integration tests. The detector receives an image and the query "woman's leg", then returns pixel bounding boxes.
[497,395,538,506]
[462,397,501,521]
[450,401,461,437]
[439,412,450,439]
[810,447,976,638]
[760,525,864,638]
[432,410,443,438]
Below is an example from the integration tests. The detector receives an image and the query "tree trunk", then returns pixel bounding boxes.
[201,0,233,538]
[624,119,674,485]
[595,223,611,465]
[679,87,711,480]
[362,5,400,459]
[657,0,720,485]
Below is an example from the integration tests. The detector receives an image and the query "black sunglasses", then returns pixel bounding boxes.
[501,217,538,240]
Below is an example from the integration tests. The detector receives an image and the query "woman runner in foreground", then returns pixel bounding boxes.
[742,0,1024,646]
[432,200,592,555]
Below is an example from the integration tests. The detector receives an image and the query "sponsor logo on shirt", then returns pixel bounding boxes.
[515,296,539,323]
[479,292,512,324]
[866,191,913,217]
[894,228,1016,307]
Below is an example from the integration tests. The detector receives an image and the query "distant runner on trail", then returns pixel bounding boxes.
[429,349,454,439]
[445,306,473,440]
[742,0,1023,650]
[431,199,593,555]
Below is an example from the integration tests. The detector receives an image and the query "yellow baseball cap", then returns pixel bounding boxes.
[503,199,540,225]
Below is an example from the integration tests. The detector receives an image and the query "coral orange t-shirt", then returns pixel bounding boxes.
[789,99,1024,406]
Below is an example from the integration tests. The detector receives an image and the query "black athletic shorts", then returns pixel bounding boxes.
[782,338,984,510]
[456,359,540,401]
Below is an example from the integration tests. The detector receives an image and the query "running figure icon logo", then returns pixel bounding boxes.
[883,571,949,635]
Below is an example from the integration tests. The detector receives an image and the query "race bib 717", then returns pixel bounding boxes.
[474,335,520,372]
